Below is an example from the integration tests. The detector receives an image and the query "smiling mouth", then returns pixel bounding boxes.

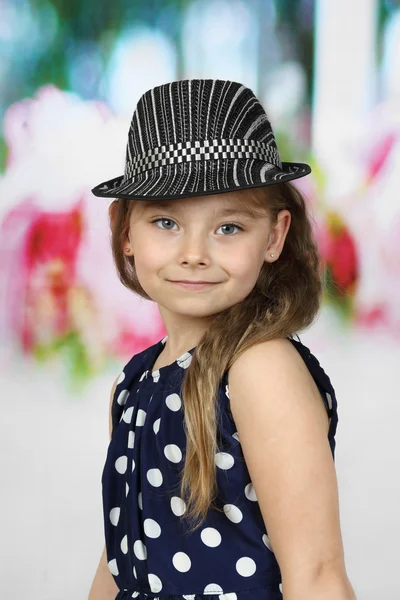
[169,281,219,289]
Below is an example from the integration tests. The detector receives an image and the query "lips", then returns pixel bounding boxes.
[169,280,219,290]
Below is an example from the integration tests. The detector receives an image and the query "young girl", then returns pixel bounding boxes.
[89,79,356,600]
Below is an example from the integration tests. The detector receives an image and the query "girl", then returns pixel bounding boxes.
[89,79,356,600]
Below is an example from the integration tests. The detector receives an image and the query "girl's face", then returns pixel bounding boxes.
[124,191,291,328]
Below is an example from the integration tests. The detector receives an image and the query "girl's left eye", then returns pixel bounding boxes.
[150,218,244,235]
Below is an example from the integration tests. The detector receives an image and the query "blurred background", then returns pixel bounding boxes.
[0,0,399,598]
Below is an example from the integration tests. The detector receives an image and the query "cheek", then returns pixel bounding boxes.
[227,248,263,281]
[135,249,163,277]
[131,236,162,274]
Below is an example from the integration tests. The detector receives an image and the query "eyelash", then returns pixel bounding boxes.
[150,218,245,235]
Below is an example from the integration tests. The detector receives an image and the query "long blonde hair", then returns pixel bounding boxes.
[109,182,322,533]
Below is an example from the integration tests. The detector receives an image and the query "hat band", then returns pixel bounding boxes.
[124,138,282,179]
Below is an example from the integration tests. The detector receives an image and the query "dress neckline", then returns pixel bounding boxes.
[148,334,301,376]
[149,336,197,376]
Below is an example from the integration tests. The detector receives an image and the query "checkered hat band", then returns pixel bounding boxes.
[124,138,282,179]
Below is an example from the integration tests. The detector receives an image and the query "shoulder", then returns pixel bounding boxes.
[229,337,316,396]
[228,337,329,432]
[230,336,298,370]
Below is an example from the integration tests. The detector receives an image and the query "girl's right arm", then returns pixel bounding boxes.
[88,376,121,600]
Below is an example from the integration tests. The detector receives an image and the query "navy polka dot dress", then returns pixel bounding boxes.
[101,335,338,600]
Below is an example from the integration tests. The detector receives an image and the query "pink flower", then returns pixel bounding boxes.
[318,211,359,305]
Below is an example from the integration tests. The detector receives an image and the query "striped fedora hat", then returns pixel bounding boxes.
[91,79,311,201]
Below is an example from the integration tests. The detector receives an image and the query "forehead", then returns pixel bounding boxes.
[136,196,267,219]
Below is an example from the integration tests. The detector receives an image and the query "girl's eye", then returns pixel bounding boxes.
[150,218,244,235]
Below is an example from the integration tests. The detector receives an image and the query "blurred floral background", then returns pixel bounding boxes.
[1,1,400,599]
[1,0,399,390]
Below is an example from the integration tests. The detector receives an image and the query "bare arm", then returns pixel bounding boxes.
[228,338,356,599]
[88,376,120,600]
[88,545,119,600]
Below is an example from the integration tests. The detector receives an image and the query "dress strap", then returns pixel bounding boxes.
[287,336,339,450]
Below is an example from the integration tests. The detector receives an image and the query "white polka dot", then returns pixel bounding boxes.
[147,468,163,487]
[236,556,256,577]
[128,430,135,448]
[122,406,134,423]
[183,596,196,600]
[244,482,257,501]
[153,418,161,434]
[225,384,230,399]
[131,457,136,472]
[108,558,119,576]
[109,507,120,526]
[138,492,143,510]
[117,371,125,384]
[215,452,234,469]
[117,389,129,406]
[133,540,147,560]
[126,482,129,496]
[136,409,146,426]
[132,593,140,598]
[219,594,237,600]
[115,456,127,474]
[120,535,128,554]
[144,518,161,538]
[165,393,181,411]
[200,527,221,547]
[171,496,186,516]
[177,352,192,369]
[172,551,191,572]
[148,573,163,593]
[204,583,223,594]
[232,432,240,442]
[326,391,333,410]
[262,533,273,551]
[164,444,182,463]
[133,565,137,578]
[223,504,243,523]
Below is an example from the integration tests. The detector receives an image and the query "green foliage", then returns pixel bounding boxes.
[34,330,94,393]
[0,136,7,174]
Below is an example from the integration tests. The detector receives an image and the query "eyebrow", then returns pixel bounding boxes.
[141,202,259,219]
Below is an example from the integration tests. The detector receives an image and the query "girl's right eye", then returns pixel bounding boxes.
[151,218,177,230]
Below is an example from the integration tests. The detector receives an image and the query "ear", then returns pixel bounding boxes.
[265,209,291,261]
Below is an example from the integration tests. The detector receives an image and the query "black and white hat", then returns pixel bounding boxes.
[91,79,311,201]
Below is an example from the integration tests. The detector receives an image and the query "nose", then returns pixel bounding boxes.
[176,235,213,268]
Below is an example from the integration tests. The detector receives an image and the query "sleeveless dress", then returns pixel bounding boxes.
[101,335,338,600]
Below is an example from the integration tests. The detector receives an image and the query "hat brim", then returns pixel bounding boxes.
[91,159,311,201]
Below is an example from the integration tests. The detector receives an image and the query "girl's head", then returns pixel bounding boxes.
[92,79,321,532]
[110,186,291,333]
